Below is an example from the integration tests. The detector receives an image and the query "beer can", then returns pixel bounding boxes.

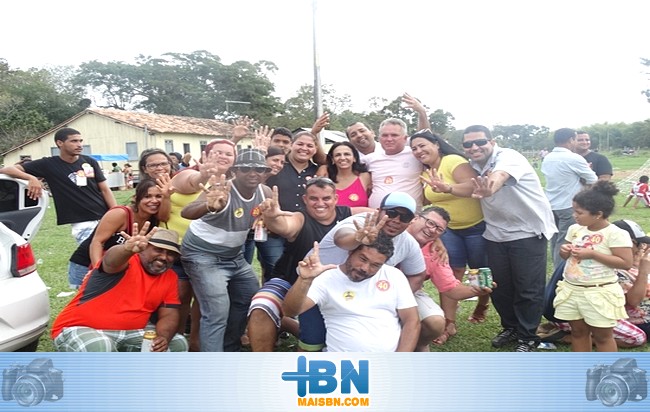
[141,330,157,352]
[478,267,493,288]
[467,269,480,287]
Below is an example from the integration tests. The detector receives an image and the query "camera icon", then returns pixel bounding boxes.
[2,358,63,407]
[586,358,647,407]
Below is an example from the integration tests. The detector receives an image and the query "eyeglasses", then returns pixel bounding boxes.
[237,166,270,174]
[462,139,489,149]
[383,209,414,223]
[306,177,335,187]
[145,161,171,169]
[420,216,446,234]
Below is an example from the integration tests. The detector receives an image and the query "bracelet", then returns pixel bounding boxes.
[206,202,217,214]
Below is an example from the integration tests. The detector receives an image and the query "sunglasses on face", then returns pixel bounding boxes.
[384,209,414,223]
[237,166,270,174]
[462,139,489,149]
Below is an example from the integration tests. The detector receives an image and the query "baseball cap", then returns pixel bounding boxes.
[148,229,181,254]
[379,192,416,216]
[612,220,650,244]
[233,148,267,169]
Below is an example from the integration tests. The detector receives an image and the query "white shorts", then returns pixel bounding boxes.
[414,289,444,320]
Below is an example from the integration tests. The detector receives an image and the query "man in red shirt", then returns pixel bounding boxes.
[52,224,188,352]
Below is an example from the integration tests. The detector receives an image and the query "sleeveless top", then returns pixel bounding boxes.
[336,176,368,207]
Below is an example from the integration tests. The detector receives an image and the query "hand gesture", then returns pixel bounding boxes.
[420,168,450,193]
[231,116,255,143]
[198,150,221,180]
[120,221,156,254]
[200,174,231,212]
[254,125,273,151]
[471,176,494,199]
[298,242,337,280]
[156,173,175,198]
[402,92,427,116]
[310,112,330,135]
[259,186,292,219]
[353,212,387,245]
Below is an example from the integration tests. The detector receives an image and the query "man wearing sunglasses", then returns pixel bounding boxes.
[298,192,433,351]
[180,149,272,352]
[462,125,556,352]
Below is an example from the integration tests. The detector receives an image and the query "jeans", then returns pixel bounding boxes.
[68,261,91,289]
[242,235,285,282]
[550,208,574,270]
[487,235,547,342]
[182,253,260,352]
[440,221,488,269]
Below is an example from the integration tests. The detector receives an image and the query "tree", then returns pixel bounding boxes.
[0,60,83,154]
[73,51,282,121]
[492,124,551,151]
[275,84,353,130]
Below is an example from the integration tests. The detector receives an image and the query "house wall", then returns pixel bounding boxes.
[3,112,254,170]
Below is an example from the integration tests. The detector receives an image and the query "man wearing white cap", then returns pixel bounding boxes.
[51,224,188,352]
[298,192,436,352]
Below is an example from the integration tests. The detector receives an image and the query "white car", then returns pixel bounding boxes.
[0,174,50,351]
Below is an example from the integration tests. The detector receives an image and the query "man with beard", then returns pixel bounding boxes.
[284,237,419,352]
[51,224,188,352]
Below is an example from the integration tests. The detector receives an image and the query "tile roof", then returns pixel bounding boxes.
[90,108,234,136]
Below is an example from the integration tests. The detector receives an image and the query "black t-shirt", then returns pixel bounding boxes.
[583,151,613,178]
[266,160,318,212]
[272,206,351,284]
[22,155,109,225]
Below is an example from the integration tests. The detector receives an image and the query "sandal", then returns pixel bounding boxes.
[468,303,489,324]
[432,319,456,345]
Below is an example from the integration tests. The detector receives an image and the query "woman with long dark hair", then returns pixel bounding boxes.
[317,141,371,207]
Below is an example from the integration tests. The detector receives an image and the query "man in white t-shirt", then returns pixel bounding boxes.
[364,118,424,208]
[283,236,419,352]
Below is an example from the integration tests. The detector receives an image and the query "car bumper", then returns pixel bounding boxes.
[0,273,50,351]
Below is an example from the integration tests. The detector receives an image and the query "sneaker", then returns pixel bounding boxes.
[515,340,536,352]
[491,328,518,348]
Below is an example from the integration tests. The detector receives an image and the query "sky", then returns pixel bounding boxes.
[2,0,649,131]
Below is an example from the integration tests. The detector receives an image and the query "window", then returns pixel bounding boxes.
[183,143,190,155]
[164,140,174,153]
[50,145,91,156]
[199,141,208,153]
[126,142,139,161]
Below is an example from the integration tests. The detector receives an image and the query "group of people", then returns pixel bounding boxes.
[1,95,648,353]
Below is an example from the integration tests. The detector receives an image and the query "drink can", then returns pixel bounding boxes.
[478,267,493,288]
[254,221,268,242]
[141,330,156,352]
[467,269,480,287]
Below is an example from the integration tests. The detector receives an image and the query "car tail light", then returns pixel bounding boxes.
[12,243,37,277]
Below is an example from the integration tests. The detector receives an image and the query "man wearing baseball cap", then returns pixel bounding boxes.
[298,192,437,352]
[52,224,188,352]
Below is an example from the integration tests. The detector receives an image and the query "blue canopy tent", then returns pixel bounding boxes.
[88,154,129,162]
[88,154,130,188]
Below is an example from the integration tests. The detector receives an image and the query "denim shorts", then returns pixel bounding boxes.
[440,221,487,269]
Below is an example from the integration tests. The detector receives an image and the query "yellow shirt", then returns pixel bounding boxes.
[422,154,483,230]
[166,191,201,242]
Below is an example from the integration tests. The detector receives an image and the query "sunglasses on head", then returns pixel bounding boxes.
[237,166,269,174]
[462,139,489,149]
[305,177,335,187]
[384,209,414,223]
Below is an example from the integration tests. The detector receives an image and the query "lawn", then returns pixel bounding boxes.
[31,153,650,352]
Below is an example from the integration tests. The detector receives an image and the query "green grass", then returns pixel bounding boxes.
[31,155,650,352]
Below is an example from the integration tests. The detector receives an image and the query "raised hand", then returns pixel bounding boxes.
[156,173,175,197]
[254,125,272,151]
[259,185,292,218]
[353,212,387,245]
[200,174,231,212]
[402,92,426,115]
[420,168,450,193]
[310,112,330,135]
[471,176,494,199]
[120,221,156,254]
[298,242,338,280]
[231,116,255,143]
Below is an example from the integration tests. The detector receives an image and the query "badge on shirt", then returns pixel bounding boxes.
[75,170,87,187]
[251,206,261,217]
[81,163,95,178]
[384,176,393,184]
[343,291,355,301]
[376,280,390,291]
[348,194,359,202]
[234,207,244,218]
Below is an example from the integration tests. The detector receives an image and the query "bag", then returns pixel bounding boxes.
[543,260,566,323]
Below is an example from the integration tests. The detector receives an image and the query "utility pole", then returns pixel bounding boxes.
[312,0,323,129]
